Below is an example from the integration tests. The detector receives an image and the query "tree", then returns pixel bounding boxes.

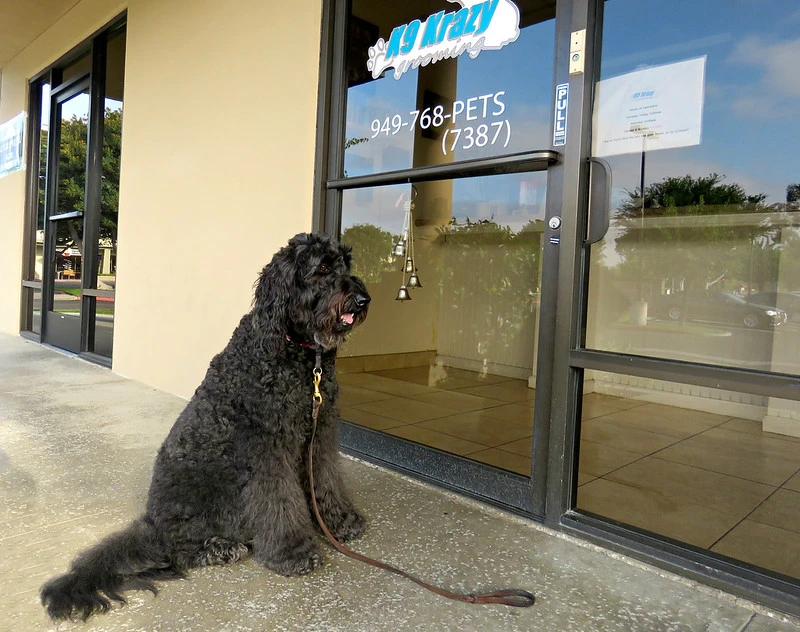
[788,183,800,205]
[614,173,778,296]
[52,107,123,263]
[433,218,543,364]
[340,223,396,284]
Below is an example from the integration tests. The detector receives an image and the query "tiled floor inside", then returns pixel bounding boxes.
[340,366,800,581]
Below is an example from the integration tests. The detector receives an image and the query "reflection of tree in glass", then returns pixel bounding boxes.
[434,218,543,364]
[615,173,784,296]
[788,183,800,205]
[53,108,122,260]
[341,223,396,284]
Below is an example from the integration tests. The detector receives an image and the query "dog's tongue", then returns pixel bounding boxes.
[341,313,354,325]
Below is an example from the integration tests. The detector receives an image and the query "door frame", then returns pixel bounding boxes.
[314,0,800,616]
[41,74,92,354]
[34,27,116,366]
[313,0,587,519]
[543,0,800,616]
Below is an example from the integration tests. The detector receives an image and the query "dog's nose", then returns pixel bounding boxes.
[354,293,371,308]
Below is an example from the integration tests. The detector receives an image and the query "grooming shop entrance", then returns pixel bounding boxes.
[316,0,800,615]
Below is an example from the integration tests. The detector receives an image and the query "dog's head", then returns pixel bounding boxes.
[253,232,370,353]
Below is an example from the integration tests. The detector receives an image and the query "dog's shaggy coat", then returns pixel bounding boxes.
[40,233,371,621]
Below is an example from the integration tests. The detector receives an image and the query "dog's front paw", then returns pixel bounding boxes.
[257,539,323,577]
[324,509,366,543]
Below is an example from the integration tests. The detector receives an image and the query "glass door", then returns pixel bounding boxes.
[35,26,125,362]
[555,0,800,611]
[320,0,578,517]
[42,80,90,354]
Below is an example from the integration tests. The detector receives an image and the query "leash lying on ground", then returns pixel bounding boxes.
[307,350,535,608]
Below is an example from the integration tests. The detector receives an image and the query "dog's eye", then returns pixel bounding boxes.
[318,263,330,274]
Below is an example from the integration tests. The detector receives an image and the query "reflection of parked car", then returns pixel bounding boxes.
[743,292,800,323]
[651,291,787,329]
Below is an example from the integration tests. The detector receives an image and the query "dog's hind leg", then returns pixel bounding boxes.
[194,537,250,567]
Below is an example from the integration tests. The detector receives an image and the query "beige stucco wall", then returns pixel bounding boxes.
[0,0,323,398]
[112,0,323,397]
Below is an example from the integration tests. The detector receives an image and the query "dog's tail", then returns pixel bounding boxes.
[40,515,180,621]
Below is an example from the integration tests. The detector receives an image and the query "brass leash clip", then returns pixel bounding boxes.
[313,367,323,405]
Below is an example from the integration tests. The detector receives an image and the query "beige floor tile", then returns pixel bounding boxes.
[340,406,405,431]
[418,412,532,447]
[482,403,536,424]
[371,366,511,390]
[576,478,743,549]
[580,419,679,456]
[338,372,439,397]
[373,366,432,385]
[784,471,800,492]
[581,393,647,420]
[467,448,531,476]
[721,418,800,443]
[352,397,453,424]
[709,426,800,460]
[656,428,800,486]
[578,441,642,478]
[339,384,393,407]
[413,390,505,413]
[749,489,800,534]
[603,457,774,519]
[456,381,535,404]
[496,436,533,457]
[385,425,486,456]
[445,368,512,385]
[712,520,800,579]
[577,472,596,486]
[600,404,729,439]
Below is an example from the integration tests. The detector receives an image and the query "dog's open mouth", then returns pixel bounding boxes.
[340,313,355,326]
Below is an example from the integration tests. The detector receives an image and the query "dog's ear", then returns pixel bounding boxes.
[340,243,353,270]
[251,253,296,357]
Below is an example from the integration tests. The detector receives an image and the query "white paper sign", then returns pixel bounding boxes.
[592,57,706,157]
[0,112,25,178]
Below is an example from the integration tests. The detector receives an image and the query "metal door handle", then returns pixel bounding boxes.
[586,157,611,245]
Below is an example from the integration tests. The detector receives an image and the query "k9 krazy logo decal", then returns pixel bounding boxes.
[367,0,521,80]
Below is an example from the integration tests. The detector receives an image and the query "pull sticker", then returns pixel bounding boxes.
[553,83,568,147]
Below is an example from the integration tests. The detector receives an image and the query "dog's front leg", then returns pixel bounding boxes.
[307,413,366,542]
[243,454,322,577]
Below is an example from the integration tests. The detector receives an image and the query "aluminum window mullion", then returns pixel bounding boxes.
[571,348,800,402]
[327,150,559,191]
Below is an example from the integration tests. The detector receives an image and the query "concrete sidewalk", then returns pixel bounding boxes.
[0,333,797,632]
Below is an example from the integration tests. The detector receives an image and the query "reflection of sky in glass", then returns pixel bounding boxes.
[599,0,800,207]
[345,0,800,235]
[344,2,555,230]
[46,93,123,130]
[342,172,547,235]
[345,15,555,174]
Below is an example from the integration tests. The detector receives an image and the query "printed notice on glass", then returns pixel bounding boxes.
[0,112,25,178]
[593,57,706,158]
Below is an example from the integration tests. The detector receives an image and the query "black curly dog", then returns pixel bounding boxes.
[41,233,371,621]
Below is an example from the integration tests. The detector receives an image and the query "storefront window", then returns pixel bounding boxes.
[579,0,800,583]
[339,171,546,474]
[586,0,800,377]
[344,0,556,177]
[335,0,555,475]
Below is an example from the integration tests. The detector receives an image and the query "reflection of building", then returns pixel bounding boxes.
[2,0,800,618]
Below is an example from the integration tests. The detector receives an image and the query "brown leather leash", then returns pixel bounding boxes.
[307,351,535,608]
